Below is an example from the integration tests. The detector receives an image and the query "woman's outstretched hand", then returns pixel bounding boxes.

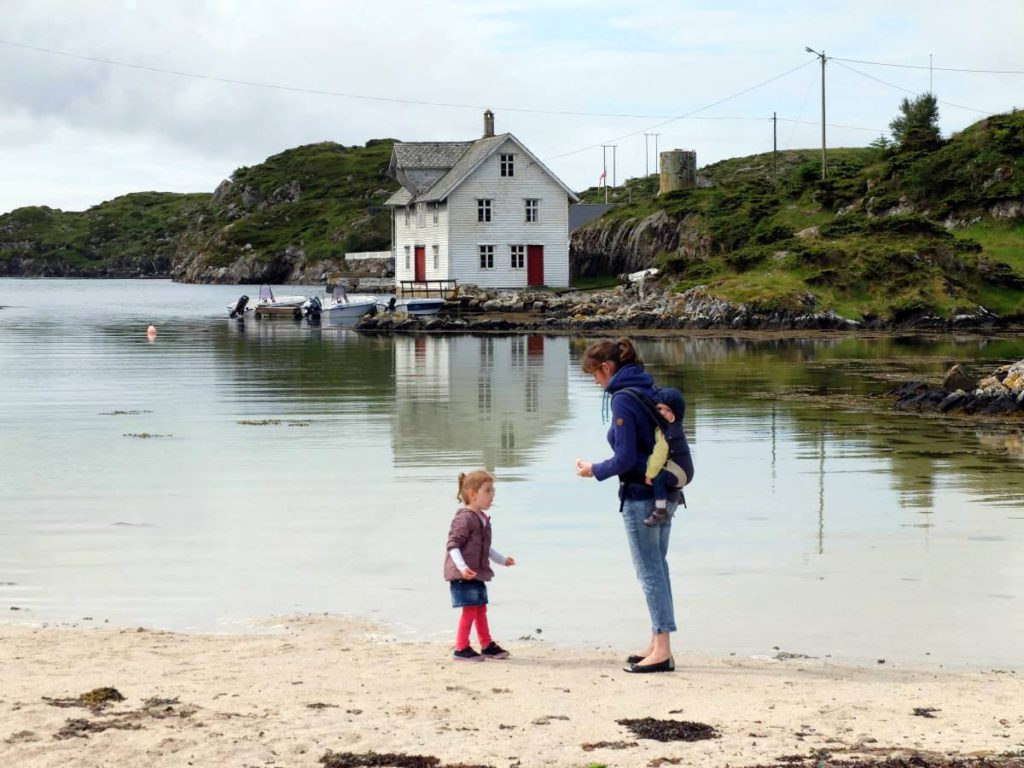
[575,458,594,477]
[504,556,516,566]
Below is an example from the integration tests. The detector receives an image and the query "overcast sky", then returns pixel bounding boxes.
[2,0,1023,214]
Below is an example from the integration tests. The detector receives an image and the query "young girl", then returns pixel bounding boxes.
[444,470,516,661]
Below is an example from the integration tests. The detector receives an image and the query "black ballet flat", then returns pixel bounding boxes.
[626,654,644,665]
[623,657,675,674]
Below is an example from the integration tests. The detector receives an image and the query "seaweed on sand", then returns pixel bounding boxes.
[616,717,719,742]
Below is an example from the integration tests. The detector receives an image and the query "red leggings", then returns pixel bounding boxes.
[455,605,492,650]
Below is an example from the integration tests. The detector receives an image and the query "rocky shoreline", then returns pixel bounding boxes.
[355,282,1015,334]
[889,360,1024,415]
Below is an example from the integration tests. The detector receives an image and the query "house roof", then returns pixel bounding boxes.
[386,133,579,206]
[392,141,473,169]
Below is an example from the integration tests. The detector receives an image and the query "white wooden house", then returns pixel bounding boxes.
[385,111,579,289]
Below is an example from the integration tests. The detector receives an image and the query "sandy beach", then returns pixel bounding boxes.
[2,616,1022,768]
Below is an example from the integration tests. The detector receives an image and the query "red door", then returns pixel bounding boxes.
[414,246,426,282]
[526,245,544,286]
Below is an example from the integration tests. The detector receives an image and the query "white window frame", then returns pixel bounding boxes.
[431,202,439,224]
[477,199,492,223]
[500,153,514,177]
[432,244,439,270]
[479,244,494,269]
[416,203,425,228]
[404,245,411,270]
[510,244,525,270]
[525,198,539,223]
[404,206,410,226]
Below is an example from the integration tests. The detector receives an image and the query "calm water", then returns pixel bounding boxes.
[2,279,1023,668]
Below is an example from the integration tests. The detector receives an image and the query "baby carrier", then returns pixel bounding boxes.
[614,387,694,507]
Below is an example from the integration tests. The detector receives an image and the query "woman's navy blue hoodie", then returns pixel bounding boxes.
[592,364,658,499]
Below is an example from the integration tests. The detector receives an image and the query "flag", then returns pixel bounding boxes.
[598,169,606,186]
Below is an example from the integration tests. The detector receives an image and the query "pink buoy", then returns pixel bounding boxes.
[147,325,157,338]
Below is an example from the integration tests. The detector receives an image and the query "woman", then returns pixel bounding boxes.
[575,337,686,673]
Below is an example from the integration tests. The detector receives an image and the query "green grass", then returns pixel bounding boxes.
[571,275,621,290]
[956,221,1024,271]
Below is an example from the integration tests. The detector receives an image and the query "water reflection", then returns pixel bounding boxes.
[637,336,1024,510]
[391,335,569,469]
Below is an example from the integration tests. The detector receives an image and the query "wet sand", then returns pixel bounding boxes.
[2,616,1023,768]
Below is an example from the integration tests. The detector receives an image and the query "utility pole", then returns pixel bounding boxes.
[653,133,660,174]
[805,46,828,180]
[643,133,652,176]
[772,111,777,178]
[601,145,610,203]
[611,145,617,189]
[930,53,933,93]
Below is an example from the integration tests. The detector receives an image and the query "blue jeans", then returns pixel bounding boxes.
[621,497,677,634]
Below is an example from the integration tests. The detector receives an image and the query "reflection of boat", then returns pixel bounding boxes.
[376,295,446,316]
[227,285,307,318]
[304,285,377,325]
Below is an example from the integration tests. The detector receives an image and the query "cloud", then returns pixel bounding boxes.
[1,0,1022,212]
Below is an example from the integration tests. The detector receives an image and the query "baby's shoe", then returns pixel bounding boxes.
[643,508,667,527]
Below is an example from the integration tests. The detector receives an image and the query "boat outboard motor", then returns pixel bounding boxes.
[229,295,249,318]
[303,295,322,324]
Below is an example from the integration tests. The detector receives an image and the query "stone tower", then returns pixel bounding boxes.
[659,149,697,194]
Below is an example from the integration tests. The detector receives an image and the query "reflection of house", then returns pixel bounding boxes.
[385,111,579,288]
[391,335,569,468]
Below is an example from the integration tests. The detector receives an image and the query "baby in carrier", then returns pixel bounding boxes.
[644,387,693,527]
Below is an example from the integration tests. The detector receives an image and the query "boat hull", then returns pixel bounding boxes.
[317,296,377,324]
[376,297,445,317]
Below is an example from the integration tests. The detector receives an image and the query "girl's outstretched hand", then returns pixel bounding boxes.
[460,567,477,579]
[575,458,594,477]
[504,556,516,566]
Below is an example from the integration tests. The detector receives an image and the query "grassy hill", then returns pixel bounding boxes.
[575,111,1024,321]
[0,192,207,276]
[0,140,399,282]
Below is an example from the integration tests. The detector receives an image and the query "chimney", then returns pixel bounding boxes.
[483,109,495,138]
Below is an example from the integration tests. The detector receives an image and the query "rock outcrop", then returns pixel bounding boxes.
[889,360,1024,416]
[570,211,712,278]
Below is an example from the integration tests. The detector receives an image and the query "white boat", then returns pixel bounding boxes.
[227,284,307,317]
[376,295,446,317]
[255,284,307,307]
[304,286,377,324]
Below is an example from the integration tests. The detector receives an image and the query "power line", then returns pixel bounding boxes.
[784,65,819,150]
[0,39,888,136]
[833,59,995,116]
[832,55,1024,75]
[0,38,775,121]
[545,58,817,161]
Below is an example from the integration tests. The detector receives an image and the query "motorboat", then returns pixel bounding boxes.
[228,284,307,318]
[303,285,377,325]
[375,295,446,317]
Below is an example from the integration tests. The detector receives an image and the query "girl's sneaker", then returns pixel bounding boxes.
[453,647,485,662]
[480,642,510,660]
